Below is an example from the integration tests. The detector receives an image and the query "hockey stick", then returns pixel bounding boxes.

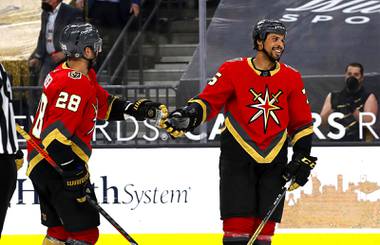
[15,124,138,245]
[85,196,138,245]
[247,182,291,245]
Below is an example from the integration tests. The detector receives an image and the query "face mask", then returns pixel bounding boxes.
[345,76,360,94]
[41,2,53,12]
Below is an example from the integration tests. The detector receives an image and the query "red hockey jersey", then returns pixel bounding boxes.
[27,62,113,175]
[191,58,313,163]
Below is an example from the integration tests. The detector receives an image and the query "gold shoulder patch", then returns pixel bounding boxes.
[68,71,82,79]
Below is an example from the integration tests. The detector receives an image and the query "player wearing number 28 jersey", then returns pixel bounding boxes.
[27,62,111,175]
[26,23,167,245]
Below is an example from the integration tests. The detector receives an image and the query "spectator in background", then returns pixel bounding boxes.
[0,64,24,237]
[28,0,83,86]
[88,0,141,76]
[320,62,378,141]
[88,0,141,32]
[70,0,85,10]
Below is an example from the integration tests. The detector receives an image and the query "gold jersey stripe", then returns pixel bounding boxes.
[42,128,71,147]
[27,128,90,175]
[105,95,118,120]
[26,153,44,176]
[42,128,90,163]
[290,126,314,146]
[188,98,208,123]
[225,117,287,163]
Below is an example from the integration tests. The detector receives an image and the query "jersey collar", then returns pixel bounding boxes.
[62,62,71,70]
[62,62,91,80]
[247,58,281,76]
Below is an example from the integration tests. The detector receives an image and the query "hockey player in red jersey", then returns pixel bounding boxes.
[163,19,317,245]
[26,23,168,245]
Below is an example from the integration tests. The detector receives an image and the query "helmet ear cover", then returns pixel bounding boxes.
[92,38,103,54]
[252,19,286,50]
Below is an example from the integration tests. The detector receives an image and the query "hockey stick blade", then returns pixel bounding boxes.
[15,124,138,245]
[247,182,290,245]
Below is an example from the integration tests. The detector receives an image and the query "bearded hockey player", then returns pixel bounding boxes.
[26,23,167,245]
[163,19,317,245]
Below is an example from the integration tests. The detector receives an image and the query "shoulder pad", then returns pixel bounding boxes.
[68,71,82,80]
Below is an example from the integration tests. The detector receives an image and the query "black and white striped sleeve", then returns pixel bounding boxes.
[0,64,18,154]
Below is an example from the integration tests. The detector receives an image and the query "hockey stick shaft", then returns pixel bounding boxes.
[15,124,138,245]
[85,194,138,245]
[16,124,63,174]
[247,185,288,245]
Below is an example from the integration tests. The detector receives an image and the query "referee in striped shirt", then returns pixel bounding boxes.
[0,63,23,237]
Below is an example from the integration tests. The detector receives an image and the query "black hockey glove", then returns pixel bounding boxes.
[125,99,168,122]
[14,149,24,171]
[282,154,317,191]
[61,161,91,203]
[162,104,202,138]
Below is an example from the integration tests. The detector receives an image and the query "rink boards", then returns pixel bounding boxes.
[2,147,380,245]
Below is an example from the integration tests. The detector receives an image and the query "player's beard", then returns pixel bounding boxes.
[263,46,283,63]
[84,56,97,70]
[89,58,97,69]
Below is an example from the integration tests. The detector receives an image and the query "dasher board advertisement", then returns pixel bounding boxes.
[2,147,380,244]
